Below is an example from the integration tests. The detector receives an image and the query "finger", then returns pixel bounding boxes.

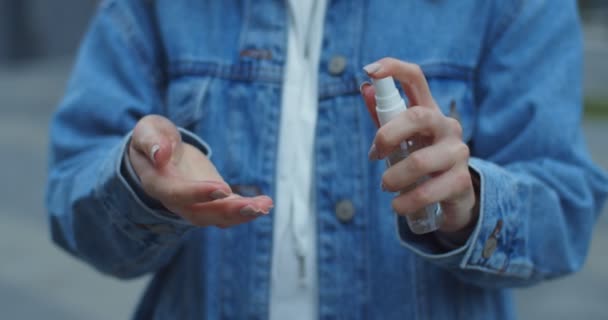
[359,82,380,128]
[382,140,469,192]
[189,195,274,214]
[372,107,448,159]
[131,115,182,168]
[141,173,233,206]
[391,166,474,223]
[176,197,260,228]
[363,57,436,109]
[185,195,274,227]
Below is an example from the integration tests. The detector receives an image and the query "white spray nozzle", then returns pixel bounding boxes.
[372,77,396,97]
[372,77,405,112]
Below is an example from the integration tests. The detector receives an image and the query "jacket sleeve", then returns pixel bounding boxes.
[46,1,199,279]
[397,0,608,288]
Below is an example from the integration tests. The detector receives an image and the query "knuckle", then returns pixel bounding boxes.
[142,114,168,126]
[379,56,397,66]
[411,64,424,78]
[407,107,429,124]
[407,152,426,172]
[413,186,432,206]
[375,129,390,148]
[134,115,160,133]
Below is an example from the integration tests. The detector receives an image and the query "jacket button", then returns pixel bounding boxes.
[335,200,355,223]
[482,237,497,259]
[482,219,503,258]
[328,55,347,75]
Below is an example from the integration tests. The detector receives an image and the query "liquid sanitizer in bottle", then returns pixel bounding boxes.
[372,77,443,234]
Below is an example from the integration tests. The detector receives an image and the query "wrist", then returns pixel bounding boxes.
[435,166,481,247]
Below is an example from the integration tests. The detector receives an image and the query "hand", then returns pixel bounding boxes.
[128,115,273,228]
[360,58,478,239]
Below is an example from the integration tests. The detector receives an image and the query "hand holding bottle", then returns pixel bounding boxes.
[360,57,478,241]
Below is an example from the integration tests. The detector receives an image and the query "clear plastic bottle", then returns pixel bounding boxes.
[372,77,443,234]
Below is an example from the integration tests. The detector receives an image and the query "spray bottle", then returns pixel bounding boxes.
[372,77,443,234]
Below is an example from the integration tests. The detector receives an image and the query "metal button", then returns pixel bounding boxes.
[328,55,347,76]
[482,237,497,259]
[335,200,355,223]
[482,219,503,259]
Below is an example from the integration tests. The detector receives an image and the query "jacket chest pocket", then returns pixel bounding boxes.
[423,65,476,144]
[165,76,212,131]
[164,75,281,183]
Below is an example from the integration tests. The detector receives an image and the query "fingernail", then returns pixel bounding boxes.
[359,81,372,94]
[261,205,274,214]
[150,144,160,164]
[240,205,265,217]
[368,144,379,160]
[363,62,382,75]
[210,190,230,200]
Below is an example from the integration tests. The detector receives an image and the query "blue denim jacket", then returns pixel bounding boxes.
[47,0,608,319]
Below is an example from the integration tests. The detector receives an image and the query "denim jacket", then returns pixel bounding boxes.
[47,0,608,319]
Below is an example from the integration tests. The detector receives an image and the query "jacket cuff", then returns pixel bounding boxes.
[396,157,532,278]
[96,128,212,245]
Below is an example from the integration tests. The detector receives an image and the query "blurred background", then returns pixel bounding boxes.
[0,0,606,319]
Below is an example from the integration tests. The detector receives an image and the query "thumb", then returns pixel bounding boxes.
[360,82,380,128]
[131,115,181,169]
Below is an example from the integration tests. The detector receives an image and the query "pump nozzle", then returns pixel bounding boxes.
[372,77,396,98]
[369,75,443,234]
[372,76,407,125]
[372,77,404,113]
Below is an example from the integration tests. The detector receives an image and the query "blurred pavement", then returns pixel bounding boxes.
[584,21,608,99]
[0,59,148,320]
[0,58,606,320]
